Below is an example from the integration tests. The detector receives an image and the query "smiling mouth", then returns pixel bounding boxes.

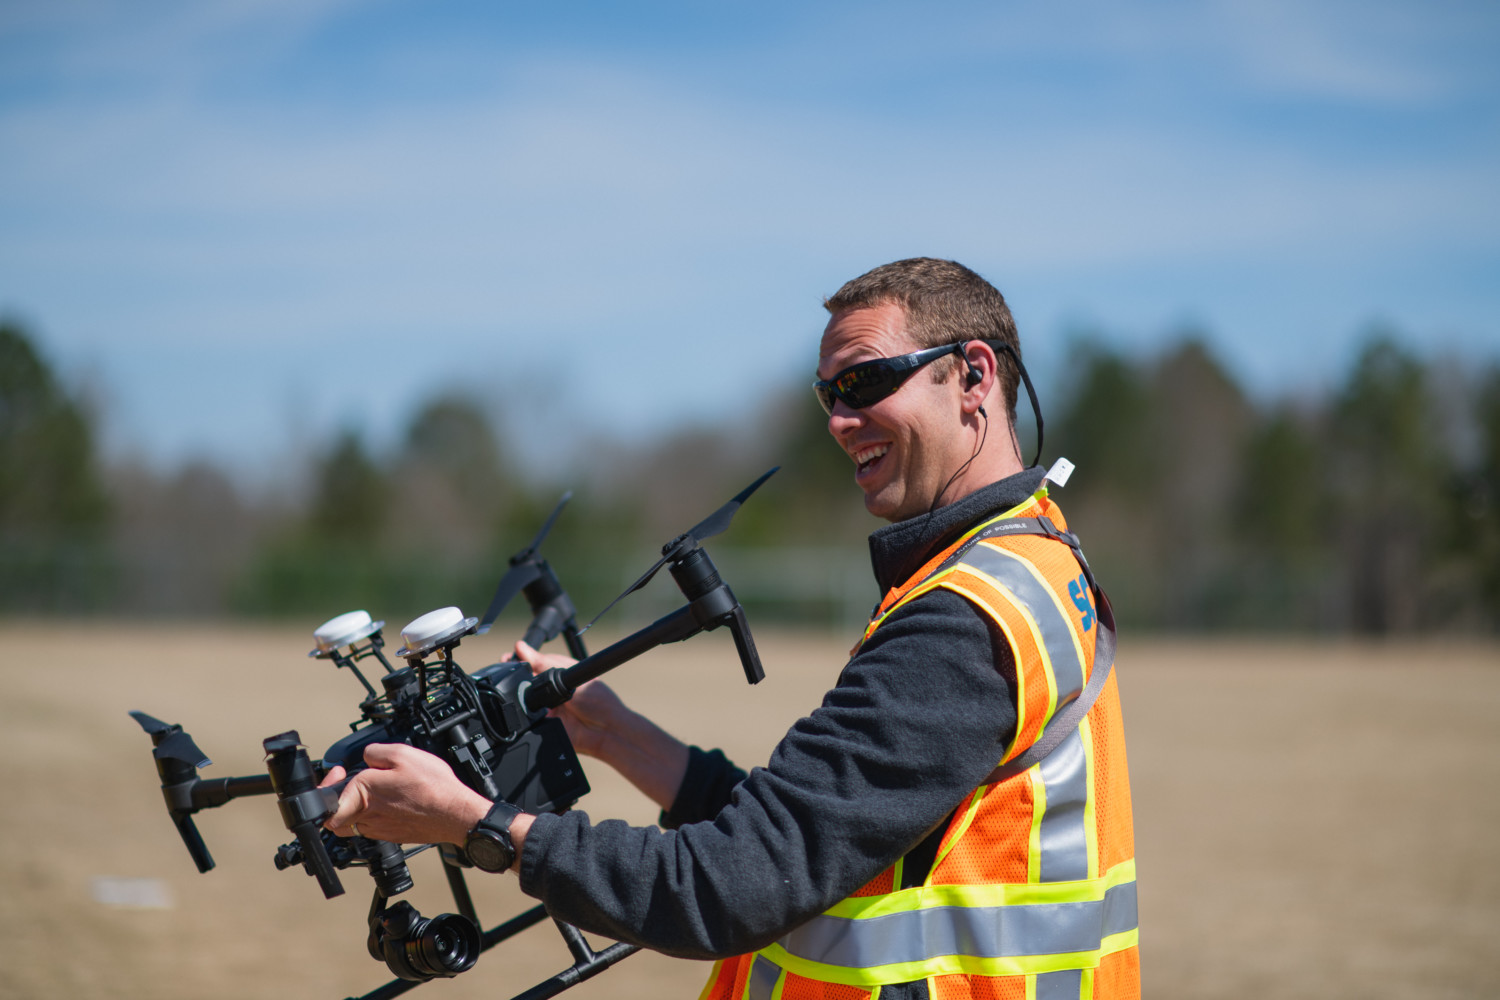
[852,444,889,475]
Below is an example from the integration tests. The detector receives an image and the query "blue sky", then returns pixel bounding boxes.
[2,0,1497,481]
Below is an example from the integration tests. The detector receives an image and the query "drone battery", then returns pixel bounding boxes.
[491,716,591,814]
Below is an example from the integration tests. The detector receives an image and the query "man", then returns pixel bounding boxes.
[324,258,1139,999]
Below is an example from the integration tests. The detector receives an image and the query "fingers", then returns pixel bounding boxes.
[320,744,413,834]
[516,640,544,674]
[321,743,489,845]
[516,640,577,676]
[362,741,410,770]
[323,772,370,834]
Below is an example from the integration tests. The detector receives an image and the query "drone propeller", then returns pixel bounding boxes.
[476,491,572,634]
[129,709,171,735]
[685,465,779,546]
[130,710,212,769]
[129,710,218,873]
[582,466,778,631]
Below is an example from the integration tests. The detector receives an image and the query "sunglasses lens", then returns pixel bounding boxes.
[815,360,907,413]
[835,362,900,409]
[816,344,961,413]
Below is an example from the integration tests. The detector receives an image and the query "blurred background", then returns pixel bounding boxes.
[1,0,1497,633]
[1,2,1498,998]
[2,1,1498,633]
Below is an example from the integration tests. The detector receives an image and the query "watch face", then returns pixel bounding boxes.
[465,830,512,873]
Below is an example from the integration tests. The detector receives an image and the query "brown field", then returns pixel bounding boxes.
[0,621,1496,999]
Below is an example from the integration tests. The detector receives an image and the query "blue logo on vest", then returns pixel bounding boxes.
[1068,575,1095,631]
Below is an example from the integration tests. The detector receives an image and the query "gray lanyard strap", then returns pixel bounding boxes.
[931,514,1118,785]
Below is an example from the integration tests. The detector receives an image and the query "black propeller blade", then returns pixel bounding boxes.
[156,732,211,769]
[476,564,540,635]
[477,491,572,634]
[130,710,212,769]
[686,465,779,546]
[582,467,778,631]
[129,709,170,735]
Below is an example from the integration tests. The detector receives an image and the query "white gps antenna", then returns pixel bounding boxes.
[396,606,479,662]
[309,610,395,700]
[311,610,384,656]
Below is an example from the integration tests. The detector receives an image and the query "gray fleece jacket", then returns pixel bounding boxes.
[518,467,1046,997]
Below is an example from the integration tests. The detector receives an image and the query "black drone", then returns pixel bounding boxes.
[130,468,777,1000]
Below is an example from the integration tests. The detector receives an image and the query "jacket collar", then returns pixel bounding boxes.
[867,466,1048,595]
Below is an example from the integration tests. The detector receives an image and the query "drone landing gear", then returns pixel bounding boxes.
[349,861,639,1000]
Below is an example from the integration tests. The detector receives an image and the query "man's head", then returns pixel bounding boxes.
[818,259,1025,522]
[823,257,1021,420]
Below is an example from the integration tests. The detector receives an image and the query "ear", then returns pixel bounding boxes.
[959,341,998,416]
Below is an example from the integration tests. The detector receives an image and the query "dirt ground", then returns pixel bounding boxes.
[0,620,1496,999]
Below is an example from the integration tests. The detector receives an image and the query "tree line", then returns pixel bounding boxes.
[2,319,1497,633]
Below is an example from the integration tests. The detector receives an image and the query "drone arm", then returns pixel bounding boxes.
[527,538,771,711]
[171,812,215,874]
[522,602,573,651]
[526,603,704,712]
[346,907,639,1000]
[278,784,345,898]
[525,560,764,712]
[150,773,276,874]
[191,773,276,809]
[724,604,764,685]
[560,620,588,660]
[264,733,347,898]
[670,546,765,685]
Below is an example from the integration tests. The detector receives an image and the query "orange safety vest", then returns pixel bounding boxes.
[700,489,1139,1000]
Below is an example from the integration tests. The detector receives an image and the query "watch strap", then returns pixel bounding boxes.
[465,800,523,872]
[477,799,523,837]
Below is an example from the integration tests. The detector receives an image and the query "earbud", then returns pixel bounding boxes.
[965,359,982,387]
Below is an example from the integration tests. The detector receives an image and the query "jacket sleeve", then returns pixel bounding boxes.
[517,588,1018,959]
[660,746,748,829]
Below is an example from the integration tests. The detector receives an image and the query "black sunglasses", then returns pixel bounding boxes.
[812,339,1046,469]
[813,343,966,415]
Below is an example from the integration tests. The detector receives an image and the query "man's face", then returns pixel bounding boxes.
[818,302,968,522]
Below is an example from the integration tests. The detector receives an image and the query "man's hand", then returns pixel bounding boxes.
[511,640,690,811]
[321,743,491,847]
[512,640,628,759]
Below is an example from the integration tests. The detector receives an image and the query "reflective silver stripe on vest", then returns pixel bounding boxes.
[1036,968,1084,1000]
[1037,728,1089,882]
[778,879,1138,970]
[957,543,1085,708]
[747,953,781,1000]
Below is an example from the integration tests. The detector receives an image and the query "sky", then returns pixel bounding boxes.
[1,0,1497,482]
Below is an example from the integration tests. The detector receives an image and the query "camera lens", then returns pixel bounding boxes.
[374,901,481,981]
[406,913,480,978]
[365,841,415,897]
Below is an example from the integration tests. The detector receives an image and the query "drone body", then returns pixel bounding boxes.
[127,469,777,1000]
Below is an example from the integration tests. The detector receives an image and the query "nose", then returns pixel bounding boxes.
[826,399,863,441]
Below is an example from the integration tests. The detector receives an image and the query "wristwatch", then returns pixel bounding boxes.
[463,801,524,873]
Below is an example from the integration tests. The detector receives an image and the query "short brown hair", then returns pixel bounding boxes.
[825,258,1021,419]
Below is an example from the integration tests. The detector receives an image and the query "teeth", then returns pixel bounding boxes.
[853,445,889,466]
